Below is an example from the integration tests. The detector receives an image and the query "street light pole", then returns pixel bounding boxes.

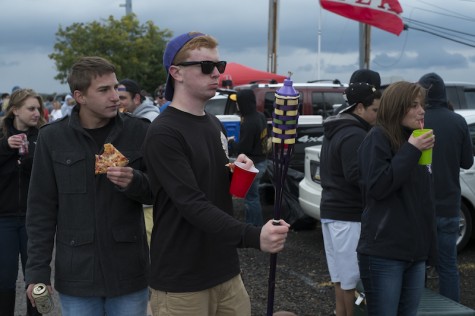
[267,0,279,74]
[120,0,132,15]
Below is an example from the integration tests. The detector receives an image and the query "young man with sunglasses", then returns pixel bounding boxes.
[143,32,290,316]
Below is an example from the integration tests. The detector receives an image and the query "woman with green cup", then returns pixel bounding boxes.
[356,81,436,316]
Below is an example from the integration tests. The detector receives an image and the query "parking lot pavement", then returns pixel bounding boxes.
[14,198,475,315]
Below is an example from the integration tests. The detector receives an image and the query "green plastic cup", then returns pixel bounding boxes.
[412,129,433,165]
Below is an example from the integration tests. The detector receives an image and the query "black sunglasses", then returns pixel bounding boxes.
[175,61,227,74]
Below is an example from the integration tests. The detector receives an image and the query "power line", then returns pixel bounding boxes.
[404,19,475,47]
[404,17,475,38]
[405,24,475,48]
[415,0,475,22]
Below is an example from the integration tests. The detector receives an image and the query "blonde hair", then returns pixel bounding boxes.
[2,88,46,136]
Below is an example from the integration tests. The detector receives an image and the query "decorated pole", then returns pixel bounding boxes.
[267,74,300,315]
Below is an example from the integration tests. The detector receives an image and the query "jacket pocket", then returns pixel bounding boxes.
[112,226,148,280]
[55,230,94,282]
[52,151,87,194]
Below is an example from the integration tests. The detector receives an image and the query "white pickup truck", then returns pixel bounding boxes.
[298,109,475,251]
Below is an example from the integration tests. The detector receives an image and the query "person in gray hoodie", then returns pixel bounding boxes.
[118,79,160,122]
[418,72,474,302]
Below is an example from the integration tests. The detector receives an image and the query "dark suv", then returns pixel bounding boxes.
[380,82,475,110]
[233,80,347,119]
[229,81,347,172]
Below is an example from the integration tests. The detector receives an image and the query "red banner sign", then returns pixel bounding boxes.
[320,0,404,35]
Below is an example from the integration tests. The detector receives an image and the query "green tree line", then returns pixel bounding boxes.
[49,14,172,94]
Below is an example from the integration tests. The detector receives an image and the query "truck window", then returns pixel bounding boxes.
[264,92,274,118]
[446,86,461,109]
[468,123,475,155]
[312,92,345,118]
[464,89,475,109]
[205,97,227,115]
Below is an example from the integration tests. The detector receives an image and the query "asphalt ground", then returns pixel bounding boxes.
[14,198,475,315]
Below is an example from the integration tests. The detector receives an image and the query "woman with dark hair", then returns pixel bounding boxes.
[357,81,436,316]
[0,88,46,315]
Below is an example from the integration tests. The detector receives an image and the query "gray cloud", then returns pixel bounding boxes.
[1,0,475,93]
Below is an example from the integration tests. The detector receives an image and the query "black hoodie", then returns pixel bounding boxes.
[233,90,268,163]
[320,112,372,221]
[419,72,474,217]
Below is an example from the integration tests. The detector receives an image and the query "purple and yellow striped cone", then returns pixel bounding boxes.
[267,76,300,316]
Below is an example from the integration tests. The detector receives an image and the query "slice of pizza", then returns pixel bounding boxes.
[95,143,129,174]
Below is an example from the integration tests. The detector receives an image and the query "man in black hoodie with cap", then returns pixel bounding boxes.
[333,68,381,115]
[418,72,473,302]
[320,80,381,316]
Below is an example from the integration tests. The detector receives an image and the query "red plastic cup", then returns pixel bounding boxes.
[229,161,259,198]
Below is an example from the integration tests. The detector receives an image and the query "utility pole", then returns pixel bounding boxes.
[267,0,279,73]
[358,23,371,69]
[317,5,322,80]
[120,0,132,15]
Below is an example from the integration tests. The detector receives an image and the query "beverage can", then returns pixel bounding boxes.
[32,283,54,314]
[18,133,29,155]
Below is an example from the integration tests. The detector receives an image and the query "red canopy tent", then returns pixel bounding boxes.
[219,62,287,88]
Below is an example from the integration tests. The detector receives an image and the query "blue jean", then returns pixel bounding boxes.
[0,216,28,290]
[59,288,148,316]
[244,160,267,226]
[436,215,460,302]
[358,254,426,316]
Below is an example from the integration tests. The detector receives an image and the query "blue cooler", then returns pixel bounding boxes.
[216,115,241,143]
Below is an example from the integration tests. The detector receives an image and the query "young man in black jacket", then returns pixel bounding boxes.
[25,56,152,315]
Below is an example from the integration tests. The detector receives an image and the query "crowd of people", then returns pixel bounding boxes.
[0,30,472,316]
[0,32,290,316]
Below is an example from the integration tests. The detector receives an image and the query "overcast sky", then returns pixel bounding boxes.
[1,0,475,94]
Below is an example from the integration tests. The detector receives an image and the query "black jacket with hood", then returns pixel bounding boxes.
[0,117,38,217]
[233,90,268,163]
[419,73,474,217]
[320,112,372,221]
[357,126,436,262]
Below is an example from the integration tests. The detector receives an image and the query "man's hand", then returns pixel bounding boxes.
[26,283,54,307]
[260,219,291,253]
[235,154,254,170]
[106,166,134,188]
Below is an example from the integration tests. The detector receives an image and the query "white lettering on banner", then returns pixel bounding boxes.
[322,0,402,15]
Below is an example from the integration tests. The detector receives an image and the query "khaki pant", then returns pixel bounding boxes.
[150,275,251,316]
[143,206,153,246]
